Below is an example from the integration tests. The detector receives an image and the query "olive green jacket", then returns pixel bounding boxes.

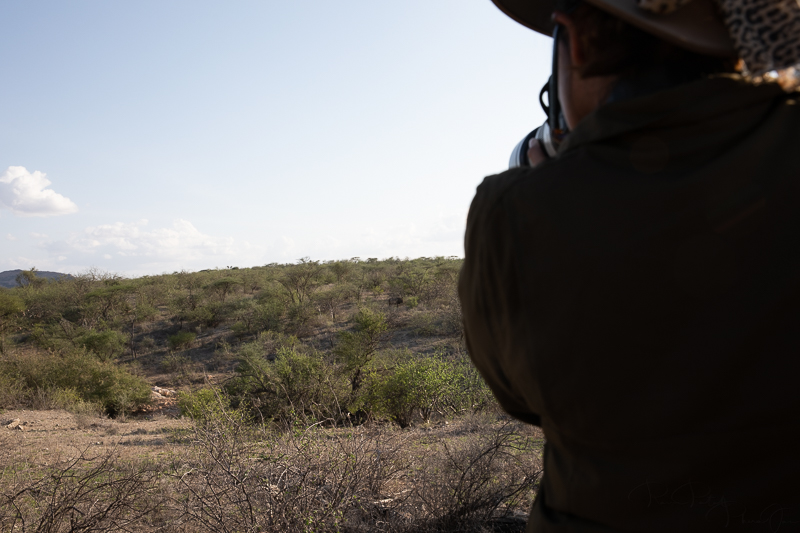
[459,76,800,532]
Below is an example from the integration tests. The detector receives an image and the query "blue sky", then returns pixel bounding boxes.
[1,1,551,276]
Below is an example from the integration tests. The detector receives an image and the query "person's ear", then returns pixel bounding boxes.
[552,12,586,67]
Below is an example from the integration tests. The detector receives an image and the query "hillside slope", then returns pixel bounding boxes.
[0,269,73,288]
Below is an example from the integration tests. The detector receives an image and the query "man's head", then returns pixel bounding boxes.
[551,1,737,128]
[499,0,798,163]
[491,0,735,57]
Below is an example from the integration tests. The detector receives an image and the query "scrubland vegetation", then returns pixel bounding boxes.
[0,258,543,531]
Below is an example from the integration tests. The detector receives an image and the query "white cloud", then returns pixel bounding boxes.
[303,212,465,261]
[30,232,49,239]
[356,215,464,258]
[1,256,44,271]
[30,212,464,277]
[5,233,15,241]
[68,219,239,260]
[45,219,266,275]
[0,166,78,217]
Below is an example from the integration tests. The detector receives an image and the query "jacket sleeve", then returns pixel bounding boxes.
[458,173,542,427]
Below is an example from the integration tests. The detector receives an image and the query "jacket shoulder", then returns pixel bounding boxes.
[470,156,575,224]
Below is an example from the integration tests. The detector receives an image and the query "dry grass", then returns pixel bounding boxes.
[0,446,165,532]
[0,412,543,532]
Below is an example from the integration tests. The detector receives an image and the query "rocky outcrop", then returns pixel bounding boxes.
[5,418,27,430]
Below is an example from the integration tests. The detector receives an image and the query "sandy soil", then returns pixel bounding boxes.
[1,408,190,466]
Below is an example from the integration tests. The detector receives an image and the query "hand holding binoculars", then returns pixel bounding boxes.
[508,25,569,169]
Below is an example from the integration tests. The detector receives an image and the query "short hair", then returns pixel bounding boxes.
[559,2,738,80]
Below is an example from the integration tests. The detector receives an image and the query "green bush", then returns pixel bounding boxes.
[360,356,457,428]
[27,321,76,352]
[185,305,213,327]
[443,358,496,415]
[138,335,157,352]
[409,311,439,336]
[19,278,83,325]
[0,370,26,408]
[284,301,316,336]
[50,387,103,415]
[0,349,151,416]
[0,291,24,321]
[333,308,388,392]
[233,345,347,426]
[183,300,235,328]
[205,277,242,302]
[161,352,192,374]
[251,288,287,332]
[229,299,256,337]
[84,283,137,327]
[168,331,196,350]
[230,320,249,337]
[0,290,24,354]
[179,387,232,422]
[404,295,419,309]
[134,302,159,322]
[76,329,127,361]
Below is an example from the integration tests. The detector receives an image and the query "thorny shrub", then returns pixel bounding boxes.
[0,410,542,532]
[408,421,542,529]
[0,448,164,532]
[169,395,542,532]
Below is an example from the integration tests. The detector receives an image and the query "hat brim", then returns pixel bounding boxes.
[491,0,735,57]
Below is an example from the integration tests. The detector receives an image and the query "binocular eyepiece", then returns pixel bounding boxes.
[508,122,561,169]
[508,26,569,170]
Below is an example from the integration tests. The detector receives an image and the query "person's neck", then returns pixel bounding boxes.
[607,66,700,103]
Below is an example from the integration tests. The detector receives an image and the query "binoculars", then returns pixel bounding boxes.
[508,25,569,169]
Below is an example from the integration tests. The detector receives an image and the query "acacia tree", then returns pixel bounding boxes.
[125,288,159,358]
[15,267,45,289]
[207,277,241,303]
[240,268,265,294]
[327,260,353,283]
[84,283,135,326]
[314,285,350,323]
[278,258,323,304]
[395,264,433,299]
[334,308,389,393]
[176,270,205,299]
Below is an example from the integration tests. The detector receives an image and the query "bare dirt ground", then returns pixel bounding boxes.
[1,408,544,466]
[1,408,189,466]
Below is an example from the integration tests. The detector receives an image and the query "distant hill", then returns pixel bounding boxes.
[0,269,74,289]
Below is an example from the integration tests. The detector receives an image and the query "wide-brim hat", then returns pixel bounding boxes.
[491,0,735,57]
